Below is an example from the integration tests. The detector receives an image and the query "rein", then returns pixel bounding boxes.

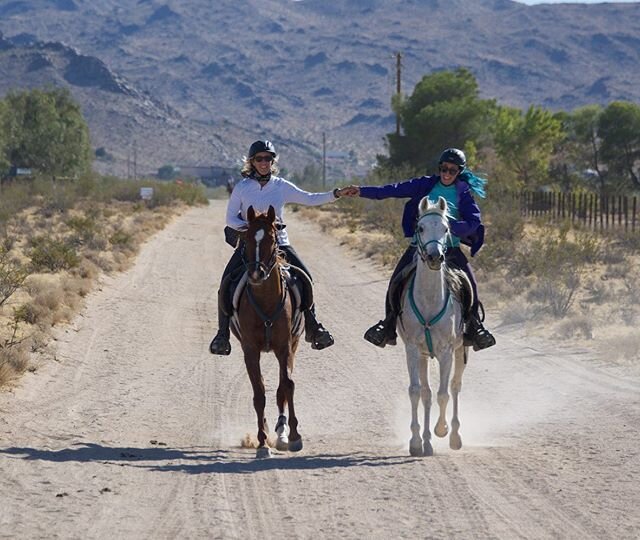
[245,273,287,349]
[409,212,451,358]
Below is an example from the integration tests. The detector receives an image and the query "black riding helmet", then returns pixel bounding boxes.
[438,148,466,170]
[248,140,277,158]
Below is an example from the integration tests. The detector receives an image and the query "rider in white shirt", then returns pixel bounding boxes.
[209,140,343,356]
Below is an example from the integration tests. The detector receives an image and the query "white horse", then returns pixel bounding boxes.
[398,196,469,456]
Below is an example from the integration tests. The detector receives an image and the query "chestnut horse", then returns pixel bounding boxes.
[231,205,304,458]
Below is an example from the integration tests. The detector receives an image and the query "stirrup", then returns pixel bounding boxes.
[364,320,389,348]
[310,325,334,350]
[472,327,496,351]
[209,333,231,355]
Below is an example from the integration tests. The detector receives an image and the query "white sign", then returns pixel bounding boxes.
[140,187,154,200]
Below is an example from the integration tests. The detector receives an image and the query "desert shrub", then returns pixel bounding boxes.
[0,246,28,307]
[66,214,97,245]
[13,303,39,324]
[527,269,581,317]
[28,235,80,272]
[0,345,30,386]
[109,229,133,248]
[554,315,594,339]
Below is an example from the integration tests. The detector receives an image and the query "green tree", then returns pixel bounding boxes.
[560,105,605,192]
[493,105,565,187]
[2,88,91,180]
[386,68,494,170]
[598,101,640,191]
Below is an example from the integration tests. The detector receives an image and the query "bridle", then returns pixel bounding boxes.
[242,223,280,283]
[413,210,451,264]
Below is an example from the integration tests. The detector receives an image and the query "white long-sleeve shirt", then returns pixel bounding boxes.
[226,176,336,246]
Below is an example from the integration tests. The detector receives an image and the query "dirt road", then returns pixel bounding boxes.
[1,200,638,539]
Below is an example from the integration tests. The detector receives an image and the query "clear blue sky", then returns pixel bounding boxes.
[517,0,637,3]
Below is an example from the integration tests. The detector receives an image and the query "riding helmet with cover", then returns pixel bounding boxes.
[248,140,277,158]
[438,148,466,170]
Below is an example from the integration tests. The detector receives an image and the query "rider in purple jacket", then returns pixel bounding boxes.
[345,148,496,351]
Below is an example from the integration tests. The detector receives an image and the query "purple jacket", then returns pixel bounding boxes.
[359,175,485,256]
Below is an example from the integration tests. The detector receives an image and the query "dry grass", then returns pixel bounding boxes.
[0,197,198,388]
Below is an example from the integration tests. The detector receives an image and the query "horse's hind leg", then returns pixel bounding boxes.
[276,347,302,452]
[449,347,467,450]
[244,350,270,458]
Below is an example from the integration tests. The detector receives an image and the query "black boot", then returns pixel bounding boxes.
[304,309,334,350]
[364,313,397,348]
[209,312,231,355]
[463,313,496,351]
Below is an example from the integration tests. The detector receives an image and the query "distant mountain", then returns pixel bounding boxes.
[1,0,639,177]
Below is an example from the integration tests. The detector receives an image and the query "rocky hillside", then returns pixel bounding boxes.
[1,0,639,178]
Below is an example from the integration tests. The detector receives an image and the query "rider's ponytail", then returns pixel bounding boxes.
[458,169,487,199]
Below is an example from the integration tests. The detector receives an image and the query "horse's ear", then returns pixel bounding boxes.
[247,206,256,222]
[437,196,448,212]
[418,196,429,215]
[267,205,276,223]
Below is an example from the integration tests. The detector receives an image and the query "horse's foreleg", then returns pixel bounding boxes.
[244,350,269,457]
[449,346,467,450]
[434,351,453,439]
[406,345,423,456]
[418,355,433,456]
[275,346,302,452]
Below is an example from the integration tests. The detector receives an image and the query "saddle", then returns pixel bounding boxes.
[222,263,312,342]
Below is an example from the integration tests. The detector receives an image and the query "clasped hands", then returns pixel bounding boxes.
[335,185,360,198]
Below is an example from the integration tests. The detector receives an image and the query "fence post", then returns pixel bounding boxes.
[633,196,637,232]
[624,195,628,232]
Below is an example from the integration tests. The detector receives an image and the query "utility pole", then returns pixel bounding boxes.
[322,132,326,189]
[133,140,138,181]
[395,52,402,137]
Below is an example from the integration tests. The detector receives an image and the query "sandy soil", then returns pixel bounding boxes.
[0,200,638,539]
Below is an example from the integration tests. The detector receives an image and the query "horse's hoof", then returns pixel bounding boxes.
[256,446,271,459]
[409,444,423,457]
[434,424,448,438]
[288,438,303,452]
[450,433,462,450]
[275,437,289,451]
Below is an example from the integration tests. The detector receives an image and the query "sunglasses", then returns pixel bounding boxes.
[439,165,460,176]
[253,155,274,163]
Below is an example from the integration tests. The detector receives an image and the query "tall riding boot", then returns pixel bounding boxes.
[304,308,334,350]
[364,312,397,348]
[209,311,231,355]
[463,305,496,351]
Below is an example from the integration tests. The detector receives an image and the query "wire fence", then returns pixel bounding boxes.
[504,190,639,232]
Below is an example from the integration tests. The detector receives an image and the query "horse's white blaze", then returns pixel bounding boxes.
[398,197,467,456]
[252,228,266,280]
